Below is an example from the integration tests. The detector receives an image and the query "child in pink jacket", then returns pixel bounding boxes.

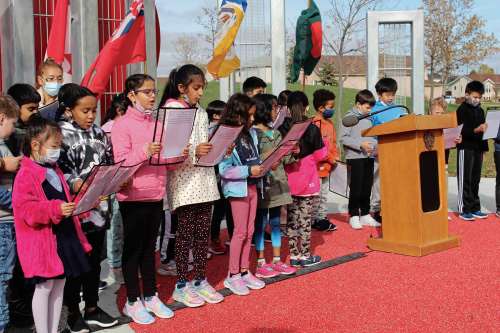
[111,74,187,325]
[279,91,327,268]
[13,116,91,333]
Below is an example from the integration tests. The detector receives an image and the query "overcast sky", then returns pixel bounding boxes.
[155,0,500,77]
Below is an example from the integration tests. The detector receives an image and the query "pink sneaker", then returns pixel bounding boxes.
[255,263,280,279]
[271,261,297,275]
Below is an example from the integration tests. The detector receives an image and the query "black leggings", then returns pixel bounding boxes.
[175,202,213,283]
[119,201,163,302]
[347,158,374,217]
[64,227,106,312]
[210,198,234,241]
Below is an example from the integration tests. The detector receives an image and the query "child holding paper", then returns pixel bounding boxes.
[456,80,489,221]
[219,93,266,295]
[340,90,380,230]
[159,64,223,307]
[280,91,327,267]
[112,74,180,324]
[13,115,91,333]
[252,94,297,278]
[56,84,118,330]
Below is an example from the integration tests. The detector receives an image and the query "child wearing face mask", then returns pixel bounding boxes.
[56,84,118,331]
[456,80,489,221]
[13,115,91,333]
[159,65,222,307]
[112,74,183,325]
[36,58,64,108]
[311,89,338,231]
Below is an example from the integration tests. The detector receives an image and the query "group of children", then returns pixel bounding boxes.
[0,58,494,331]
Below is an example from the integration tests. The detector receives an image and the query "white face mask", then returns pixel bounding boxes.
[41,148,61,165]
[134,101,153,115]
[466,97,481,107]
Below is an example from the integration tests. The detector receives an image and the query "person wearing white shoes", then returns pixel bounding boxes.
[340,90,381,230]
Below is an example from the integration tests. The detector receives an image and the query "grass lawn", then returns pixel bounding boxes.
[156,79,498,177]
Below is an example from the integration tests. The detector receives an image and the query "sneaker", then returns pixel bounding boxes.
[496,211,500,218]
[459,213,475,221]
[123,298,155,325]
[144,293,174,319]
[223,274,250,296]
[471,211,488,219]
[157,260,193,276]
[300,255,322,267]
[191,279,224,304]
[83,307,118,328]
[98,280,108,291]
[209,240,226,255]
[255,263,280,279]
[360,214,381,227]
[373,212,382,223]
[68,312,91,333]
[172,284,205,308]
[290,258,301,267]
[271,261,297,275]
[241,272,265,290]
[349,216,363,230]
[327,222,338,231]
[448,215,452,221]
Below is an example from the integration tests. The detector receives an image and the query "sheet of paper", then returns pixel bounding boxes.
[443,124,463,149]
[281,119,312,143]
[197,125,243,167]
[483,111,500,140]
[272,106,288,129]
[329,162,350,198]
[160,108,196,159]
[102,162,145,195]
[73,163,122,215]
[259,140,296,174]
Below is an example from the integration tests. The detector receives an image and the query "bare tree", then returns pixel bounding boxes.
[174,34,203,66]
[195,0,219,56]
[322,0,380,133]
[424,0,498,101]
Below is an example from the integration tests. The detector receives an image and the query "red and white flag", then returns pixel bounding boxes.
[45,0,72,82]
[81,0,146,95]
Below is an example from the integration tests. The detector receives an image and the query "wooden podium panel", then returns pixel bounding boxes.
[363,113,460,256]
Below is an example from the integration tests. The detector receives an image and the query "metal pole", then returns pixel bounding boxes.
[271,0,286,96]
[218,0,234,101]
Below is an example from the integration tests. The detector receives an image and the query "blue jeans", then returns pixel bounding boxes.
[255,207,282,252]
[0,222,16,330]
[106,198,123,268]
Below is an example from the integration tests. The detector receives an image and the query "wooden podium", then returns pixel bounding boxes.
[363,113,460,256]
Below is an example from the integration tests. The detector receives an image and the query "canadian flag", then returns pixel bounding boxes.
[45,0,72,82]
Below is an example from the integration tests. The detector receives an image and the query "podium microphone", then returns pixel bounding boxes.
[342,105,410,127]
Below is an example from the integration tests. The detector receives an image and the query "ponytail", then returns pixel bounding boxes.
[159,64,205,106]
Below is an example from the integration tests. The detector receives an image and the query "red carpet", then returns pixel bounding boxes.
[118,214,500,332]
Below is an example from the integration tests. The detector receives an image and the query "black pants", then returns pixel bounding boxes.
[495,151,500,212]
[165,213,178,263]
[64,227,106,312]
[347,158,374,217]
[457,149,483,214]
[210,198,234,241]
[119,201,163,302]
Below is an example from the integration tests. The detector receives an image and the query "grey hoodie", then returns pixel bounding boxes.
[340,108,377,160]
[0,139,14,223]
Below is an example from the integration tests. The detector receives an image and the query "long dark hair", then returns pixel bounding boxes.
[102,93,128,125]
[57,83,95,117]
[159,64,205,106]
[219,93,255,134]
[123,74,155,108]
[253,93,276,126]
[287,91,309,123]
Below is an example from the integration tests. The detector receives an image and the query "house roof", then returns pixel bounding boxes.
[469,73,500,84]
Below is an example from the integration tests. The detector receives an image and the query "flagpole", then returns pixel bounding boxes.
[302,70,306,92]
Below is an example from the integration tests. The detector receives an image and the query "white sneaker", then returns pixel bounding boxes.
[360,214,381,227]
[349,216,363,230]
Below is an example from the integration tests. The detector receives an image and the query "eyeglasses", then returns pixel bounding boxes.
[135,89,159,96]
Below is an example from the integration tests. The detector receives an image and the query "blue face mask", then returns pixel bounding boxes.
[323,108,335,119]
[44,82,61,97]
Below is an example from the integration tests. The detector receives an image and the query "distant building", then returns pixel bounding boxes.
[444,73,500,102]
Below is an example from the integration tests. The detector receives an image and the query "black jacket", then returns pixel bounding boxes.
[456,102,488,152]
[278,117,324,159]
